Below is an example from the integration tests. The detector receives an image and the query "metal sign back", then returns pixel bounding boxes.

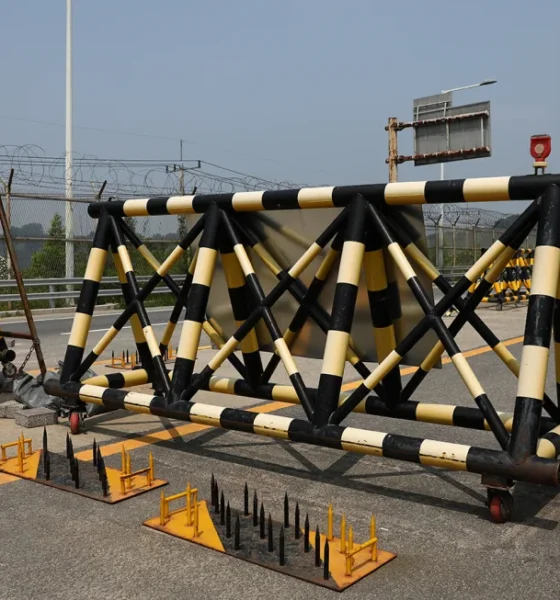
[412,98,491,166]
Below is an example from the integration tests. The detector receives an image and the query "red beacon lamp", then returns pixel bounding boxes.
[530,134,551,174]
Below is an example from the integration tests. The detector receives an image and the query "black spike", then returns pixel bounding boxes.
[45,451,50,481]
[112,350,114,361]
[323,538,330,580]
[211,473,215,505]
[279,526,285,566]
[284,492,289,528]
[74,459,80,489]
[259,502,265,539]
[66,432,70,459]
[304,514,310,552]
[70,456,76,482]
[126,349,129,364]
[234,514,241,550]
[98,455,105,480]
[226,502,231,537]
[214,482,220,514]
[101,470,108,497]
[42,427,48,454]
[220,491,225,525]
[92,439,97,467]
[253,491,258,526]
[267,514,274,552]
[244,483,249,516]
[295,502,300,539]
[315,526,321,567]
[136,351,139,363]
[67,435,74,461]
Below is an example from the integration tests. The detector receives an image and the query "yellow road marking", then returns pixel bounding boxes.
[75,400,291,461]
[0,473,19,486]
[341,335,525,392]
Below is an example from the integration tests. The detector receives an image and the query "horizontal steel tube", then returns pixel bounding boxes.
[82,370,559,435]
[46,380,560,487]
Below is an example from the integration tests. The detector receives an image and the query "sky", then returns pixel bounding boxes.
[2,0,559,213]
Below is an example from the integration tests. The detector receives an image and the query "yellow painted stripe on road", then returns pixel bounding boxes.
[0,473,19,486]
[341,335,525,392]
[75,400,291,461]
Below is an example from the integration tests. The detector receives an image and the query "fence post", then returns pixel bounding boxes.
[49,285,55,309]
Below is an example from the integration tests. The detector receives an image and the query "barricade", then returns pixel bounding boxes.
[45,173,560,523]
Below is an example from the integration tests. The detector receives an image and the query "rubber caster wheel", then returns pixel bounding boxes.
[69,411,83,435]
[488,490,513,523]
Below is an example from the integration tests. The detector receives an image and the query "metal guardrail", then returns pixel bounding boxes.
[0,276,170,305]
[0,268,470,306]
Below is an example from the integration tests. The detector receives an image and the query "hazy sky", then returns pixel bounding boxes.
[2,0,559,212]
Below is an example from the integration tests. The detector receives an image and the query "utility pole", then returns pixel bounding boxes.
[65,0,74,298]
[387,117,398,183]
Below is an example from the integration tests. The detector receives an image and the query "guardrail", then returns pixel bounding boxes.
[0,269,469,307]
[0,276,171,307]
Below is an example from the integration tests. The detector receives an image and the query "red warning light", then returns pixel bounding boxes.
[530,134,551,161]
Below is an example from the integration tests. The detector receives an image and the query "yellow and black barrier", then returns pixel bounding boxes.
[465,247,533,309]
[46,173,560,523]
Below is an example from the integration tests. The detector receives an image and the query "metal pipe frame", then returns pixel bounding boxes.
[49,175,560,492]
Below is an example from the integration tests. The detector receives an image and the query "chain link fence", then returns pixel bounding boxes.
[423,205,536,275]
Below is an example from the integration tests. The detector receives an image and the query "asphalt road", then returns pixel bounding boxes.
[2,303,559,600]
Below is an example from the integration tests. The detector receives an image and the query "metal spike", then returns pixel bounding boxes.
[304,514,310,552]
[234,514,241,550]
[284,492,289,528]
[253,491,258,526]
[267,514,274,552]
[226,502,231,537]
[92,439,97,467]
[101,470,108,497]
[244,483,249,516]
[45,451,50,481]
[323,538,330,580]
[295,502,300,539]
[42,427,48,454]
[214,482,220,514]
[220,491,225,525]
[315,526,321,567]
[211,473,215,505]
[74,459,80,489]
[279,526,285,566]
[66,432,70,459]
[259,502,265,539]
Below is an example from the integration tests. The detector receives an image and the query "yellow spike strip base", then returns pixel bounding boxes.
[144,489,396,591]
[0,449,167,505]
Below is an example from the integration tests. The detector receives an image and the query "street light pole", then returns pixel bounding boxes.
[439,78,497,220]
[65,0,74,294]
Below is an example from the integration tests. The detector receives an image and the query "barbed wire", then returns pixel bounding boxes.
[0,144,520,229]
[0,144,306,198]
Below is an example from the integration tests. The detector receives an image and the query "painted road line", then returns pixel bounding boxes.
[75,400,292,461]
[341,335,525,392]
[0,473,19,486]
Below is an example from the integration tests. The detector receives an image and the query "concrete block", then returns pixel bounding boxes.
[15,407,58,428]
[0,399,23,419]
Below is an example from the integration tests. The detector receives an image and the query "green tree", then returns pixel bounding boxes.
[27,213,65,278]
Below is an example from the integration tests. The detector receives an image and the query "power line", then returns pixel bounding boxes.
[0,114,333,176]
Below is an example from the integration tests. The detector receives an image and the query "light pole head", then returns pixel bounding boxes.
[480,79,497,86]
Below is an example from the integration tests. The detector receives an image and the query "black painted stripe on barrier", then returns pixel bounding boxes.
[424,180,466,204]
[524,295,555,347]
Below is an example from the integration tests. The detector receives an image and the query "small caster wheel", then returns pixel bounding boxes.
[487,489,513,523]
[69,411,83,435]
